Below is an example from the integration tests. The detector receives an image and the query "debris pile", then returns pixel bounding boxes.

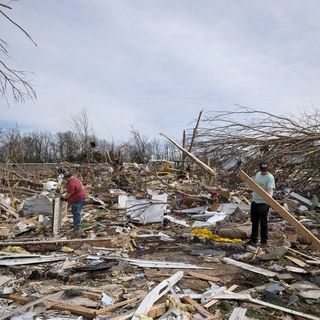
[0,151,320,319]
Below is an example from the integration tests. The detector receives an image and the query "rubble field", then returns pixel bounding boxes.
[1,161,320,320]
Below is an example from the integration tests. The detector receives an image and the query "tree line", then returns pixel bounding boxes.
[0,112,180,164]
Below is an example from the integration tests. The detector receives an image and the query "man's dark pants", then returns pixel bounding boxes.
[250,202,270,244]
[71,199,86,231]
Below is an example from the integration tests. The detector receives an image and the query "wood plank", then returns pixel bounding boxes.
[286,266,308,273]
[4,294,97,319]
[210,292,320,320]
[0,256,66,266]
[6,294,31,304]
[287,247,320,261]
[98,296,143,315]
[285,255,307,268]
[0,237,112,247]
[228,307,247,320]
[46,300,96,318]
[147,303,166,318]
[0,198,19,219]
[306,260,320,265]
[222,257,276,278]
[144,271,194,279]
[160,133,217,177]
[132,271,183,320]
[187,271,219,282]
[239,170,320,252]
[108,304,166,320]
[52,197,68,236]
[289,192,313,207]
[182,296,213,318]
[249,297,320,320]
[204,285,238,309]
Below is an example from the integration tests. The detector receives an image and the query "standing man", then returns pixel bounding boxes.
[61,171,87,237]
[248,162,275,247]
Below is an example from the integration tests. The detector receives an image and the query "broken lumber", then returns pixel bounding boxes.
[204,285,238,309]
[132,271,183,320]
[3,293,97,319]
[228,307,247,320]
[0,237,112,247]
[222,257,276,277]
[109,304,167,320]
[46,300,97,318]
[0,255,66,266]
[211,292,320,320]
[187,271,219,282]
[287,247,320,262]
[239,170,320,252]
[0,198,19,219]
[285,255,307,268]
[182,296,213,318]
[98,296,143,315]
[160,133,217,177]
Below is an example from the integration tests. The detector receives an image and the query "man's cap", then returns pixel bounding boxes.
[260,162,268,170]
[63,171,72,178]
[57,167,71,178]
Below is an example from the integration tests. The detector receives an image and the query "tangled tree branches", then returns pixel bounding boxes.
[193,108,320,193]
[0,2,36,104]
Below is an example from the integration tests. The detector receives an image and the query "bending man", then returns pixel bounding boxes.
[61,171,87,237]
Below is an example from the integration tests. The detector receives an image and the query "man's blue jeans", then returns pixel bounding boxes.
[71,199,86,231]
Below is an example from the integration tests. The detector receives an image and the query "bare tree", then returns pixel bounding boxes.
[193,107,320,192]
[71,108,95,162]
[0,2,36,104]
[55,131,80,162]
[126,127,152,163]
[0,127,23,162]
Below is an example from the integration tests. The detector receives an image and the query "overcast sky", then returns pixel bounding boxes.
[1,0,320,141]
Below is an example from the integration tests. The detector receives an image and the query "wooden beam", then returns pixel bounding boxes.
[132,271,183,320]
[228,307,247,320]
[181,129,186,168]
[182,296,213,318]
[0,198,19,219]
[187,271,219,282]
[210,292,320,320]
[52,196,68,236]
[239,170,320,252]
[147,303,166,318]
[285,255,307,268]
[204,285,238,309]
[98,296,143,315]
[160,133,217,177]
[108,304,166,320]
[222,257,276,278]
[0,237,112,247]
[287,247,320,262]
[188,109,203,153]
[4,294,97,319]
[46,300,96,318]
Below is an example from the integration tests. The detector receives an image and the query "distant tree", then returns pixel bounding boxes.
[55,131,79,162]
[0,127,23,162]
[0,2,36,104]
[126,127,152,163]
[71,108,95,162]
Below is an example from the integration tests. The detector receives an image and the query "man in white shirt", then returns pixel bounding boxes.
[248,162,275,247]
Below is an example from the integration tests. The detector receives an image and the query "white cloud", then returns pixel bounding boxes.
[2,0,320,140]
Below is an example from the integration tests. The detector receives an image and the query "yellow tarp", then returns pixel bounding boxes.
[192,229,243,243]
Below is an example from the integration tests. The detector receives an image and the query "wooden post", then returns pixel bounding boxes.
[52,197,68,236]
[181,130,186,169]
[239,170,320,252]
[188,109,203,153]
